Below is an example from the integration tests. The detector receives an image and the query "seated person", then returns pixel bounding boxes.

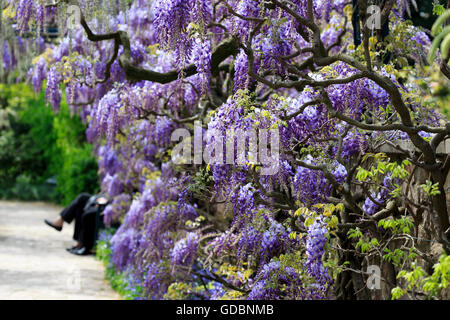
[45,193,108,255]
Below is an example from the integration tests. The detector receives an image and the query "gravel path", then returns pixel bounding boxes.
[0,201,120,300]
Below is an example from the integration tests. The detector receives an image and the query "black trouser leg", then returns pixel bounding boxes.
[73,209,85,243]
[59,193,92,242]
[78,209,97,250]
[60,193,92,223]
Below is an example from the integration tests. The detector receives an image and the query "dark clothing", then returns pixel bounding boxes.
[60,193,100,251]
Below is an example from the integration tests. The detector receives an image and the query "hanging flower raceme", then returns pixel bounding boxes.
[248,261,323,300]
[305,217,332,288]
[17,0,35,34]
[191,38,211,94]
[191,0,213,29]
[2,41,12,71]
[170,232,199,268]
[31,58,47,94]
[103,193,131,226]
[234,49,250,92]
[45,67,62,112]
[153,0,193,64]
[232,0,261,42]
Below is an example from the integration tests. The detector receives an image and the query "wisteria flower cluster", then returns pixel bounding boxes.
[9,0,450,301]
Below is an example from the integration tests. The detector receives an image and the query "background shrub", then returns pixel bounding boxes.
[0,83,99,204]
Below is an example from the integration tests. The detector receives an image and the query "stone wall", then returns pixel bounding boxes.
[376,138,450,299]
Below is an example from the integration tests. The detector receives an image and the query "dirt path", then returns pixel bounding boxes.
[0,201,120,300]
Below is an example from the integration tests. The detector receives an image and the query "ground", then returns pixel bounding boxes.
[0,201,120,300]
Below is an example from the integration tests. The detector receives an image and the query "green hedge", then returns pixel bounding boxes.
[0,83,99,204]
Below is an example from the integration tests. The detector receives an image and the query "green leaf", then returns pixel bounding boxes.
[391,287,405,300]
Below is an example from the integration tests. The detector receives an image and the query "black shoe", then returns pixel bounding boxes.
[44,219,62,232]
[70,247,91,256]
[66,245,80,253]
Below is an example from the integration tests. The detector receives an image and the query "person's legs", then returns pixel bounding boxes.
[47,193,92,229]
[66,205,86,251]
[78,208,97,251]
[59,193,92,224]
[72,204,87,243]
